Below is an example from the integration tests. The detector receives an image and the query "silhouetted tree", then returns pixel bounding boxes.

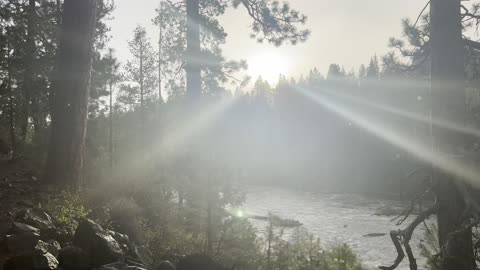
[45,0,97,187]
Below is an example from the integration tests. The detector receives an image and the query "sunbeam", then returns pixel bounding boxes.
[159,96,238,153]
[120,95,239,179]
[296,87,480,188]
[321,87,480,139]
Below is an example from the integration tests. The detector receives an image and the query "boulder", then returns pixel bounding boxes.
[32,250,59,270]
[123,266,147,270]
[155,260,175,270]
[35,240,61,257]
[16,209,56,231]
[6,232,41,253]
[128,244,153,267]
[97,262,128,270]
[177,254,225,270]
[43,226,73,244]
[58,246,90,270]
[3,250,58,270]
[0,222,10,244]
[3,253,34,270]
[11,222,40,234]
[74,219,124,267]
[108,230,129,246]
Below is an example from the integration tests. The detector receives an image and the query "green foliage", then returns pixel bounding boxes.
[265,227,365,270]
[45,191,91,232]
[143,221,200,257]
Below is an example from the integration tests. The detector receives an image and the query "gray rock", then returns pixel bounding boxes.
[97,262,128,270]
[6,232,41,253]
[155,260,176,270]
[3,250,58,270]
[35,240,61,257]
[108,230,129,252]
[32,250,59,270]
[58,246,91,270]
[74,219,124,267]
[123,266,147,270]
[3,253,34,270]
[11,222,40,234]
[108,230,129,245]
[43,226,73,244]
[363,233,387,237]
[129,244,153,267]
[16,209,56,231]
[0,222,10,244]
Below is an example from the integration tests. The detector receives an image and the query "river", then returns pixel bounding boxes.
[242,186,433,270]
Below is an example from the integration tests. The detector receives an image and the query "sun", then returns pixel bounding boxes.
[247,51,290,85]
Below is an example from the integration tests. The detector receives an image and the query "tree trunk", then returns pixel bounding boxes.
[266,218,273,270]
[109,79,113,176]
[206,178,213,254]
[6,39,16,157]
[20,0,37,144]
[430,1,474,269]
[45,0,97,187]
[158,7,164,108]
[31,95,47,145]
[185,0,201,98]
[139,45,145,153]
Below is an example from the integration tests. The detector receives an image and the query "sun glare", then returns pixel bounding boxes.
[248,51,290,85]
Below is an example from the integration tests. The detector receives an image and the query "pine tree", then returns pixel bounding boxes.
[155,0,309,98]
[366,55,380,79]
[45,0,98,187]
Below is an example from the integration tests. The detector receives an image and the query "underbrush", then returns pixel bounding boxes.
[43,179,365,270]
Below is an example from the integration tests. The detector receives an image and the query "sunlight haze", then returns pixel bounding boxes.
[109,0,425,83]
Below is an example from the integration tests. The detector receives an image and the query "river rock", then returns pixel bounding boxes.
[58,246,90,270]
[363,233,387,237]
[16,209,56,231]
[177,254,225,270]
[74,219,124,267]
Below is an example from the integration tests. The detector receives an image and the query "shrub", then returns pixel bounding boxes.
[45,190,90,232]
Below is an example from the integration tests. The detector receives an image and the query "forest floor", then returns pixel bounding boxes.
[0,158,53,268]
[0,159,47,223]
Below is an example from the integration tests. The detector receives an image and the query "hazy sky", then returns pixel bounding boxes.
[109,0,426,84]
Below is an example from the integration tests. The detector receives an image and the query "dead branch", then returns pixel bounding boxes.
[379,231,404,270]
[380,204,439,270]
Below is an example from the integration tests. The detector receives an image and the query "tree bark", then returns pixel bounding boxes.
[430,1,474,269]
[20,0,37,144]
[45,0,97,187]
[186,0,201,98]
